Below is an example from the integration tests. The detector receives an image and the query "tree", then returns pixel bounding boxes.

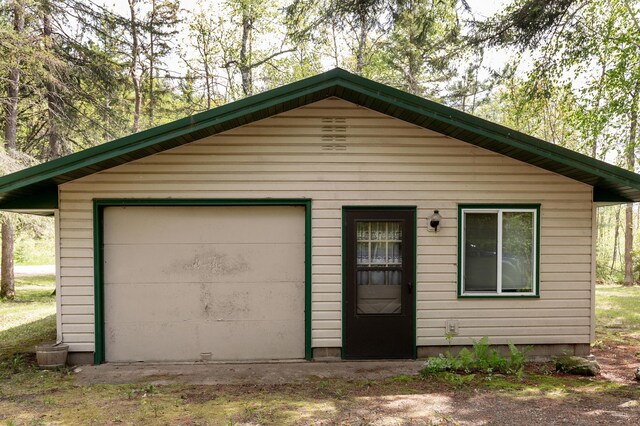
[144,0,180,126]
[0,0,24,300]
[128,0,143,133]
[287,0,395,76]
[473,0,640,284]
[476,74,582,149]
[380,0,461,97]
[183,5,220,110]
[41,0,66,159]
[470,0,585,50]
[222,0,296,97]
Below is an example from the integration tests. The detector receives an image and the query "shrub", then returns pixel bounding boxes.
[421,337,530,377]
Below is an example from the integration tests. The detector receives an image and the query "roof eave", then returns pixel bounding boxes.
[2,68,640,209]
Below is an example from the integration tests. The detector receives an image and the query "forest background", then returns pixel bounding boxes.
[1,0,638,298]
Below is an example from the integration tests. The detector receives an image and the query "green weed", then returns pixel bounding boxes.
[421,337,530,377]
[440,372,476,388]
[390,374,414,383]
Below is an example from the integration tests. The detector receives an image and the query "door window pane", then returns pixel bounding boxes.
[502,212,534,292]
[357,242,368,265]
[388,222,402,240]
[357,270,402,314]
[464,213,498,292]
[371,222,386,240]
[371,243,386,264]
[388,242,401,264]
[356,222,369,240]
[370,270,385,285]
[387,270,402,285]
[355,220,403,314]
[354,221,403,267]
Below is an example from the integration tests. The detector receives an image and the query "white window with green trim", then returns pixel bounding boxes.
[459,205,539,296]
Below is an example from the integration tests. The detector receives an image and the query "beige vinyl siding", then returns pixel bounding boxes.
[58,98,593,353]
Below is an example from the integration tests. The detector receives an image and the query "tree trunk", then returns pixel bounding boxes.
[355,9,367,75]
[4,0,23,151]
[331,17,339,68]
[128,0,141,133]
[592,62,607,158]
[1,0,23,300]
[200,24,212,110]
[1,217,15,299]
[406,18,419,95]
[204,59,211,109]
[624,203,634,285]
[103,96,110,141]
[148,0,156,127]
[611,205,621,275]
[623,84,639,286]
[43,6,64,159]
[239,3,252,96]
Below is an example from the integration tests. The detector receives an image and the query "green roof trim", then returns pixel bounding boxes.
[1,67,640,210]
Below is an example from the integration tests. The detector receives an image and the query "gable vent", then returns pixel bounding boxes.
[321,117,347,144]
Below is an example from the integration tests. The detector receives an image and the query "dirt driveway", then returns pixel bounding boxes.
[2,356,639,424]
[56,348,640,425]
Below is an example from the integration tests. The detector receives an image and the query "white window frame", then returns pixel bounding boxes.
[460,207,538,296]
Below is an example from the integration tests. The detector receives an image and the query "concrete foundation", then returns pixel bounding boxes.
[417,343,590,362]
[70,344,590,366]
[313,347,341,360]
[67,352,94,366]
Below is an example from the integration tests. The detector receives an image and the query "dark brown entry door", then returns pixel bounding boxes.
[344,208,415,359]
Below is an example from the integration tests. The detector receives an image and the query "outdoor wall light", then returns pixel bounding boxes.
[428,210,442,232]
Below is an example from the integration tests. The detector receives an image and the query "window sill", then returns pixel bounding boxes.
[458,293,540,299]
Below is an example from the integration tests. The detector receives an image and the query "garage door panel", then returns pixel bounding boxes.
[106,319,305,362]
[106,321,199,362]
[105,281,305,322]
[104,242,305,284]
[104,206,304,244]
[195,320,305,360]
[103,205,306,362]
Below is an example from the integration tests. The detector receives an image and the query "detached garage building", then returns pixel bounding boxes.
[2,69,640,365]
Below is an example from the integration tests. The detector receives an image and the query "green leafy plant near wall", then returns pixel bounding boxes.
[421,337,530,377]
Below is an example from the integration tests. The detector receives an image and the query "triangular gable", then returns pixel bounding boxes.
[1,68,639,213]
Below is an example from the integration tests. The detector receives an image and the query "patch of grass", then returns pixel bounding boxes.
[0,274,56,361]
[6,373,636,425]
[15,230,55,265]
[15,274,56,289]
[390,374,415,383]
[1,275,55,331]
[0,315,56,361]
[423,367,639,402]
[482,372,638,400]
[595,284,640,343]
[0,370,639,425]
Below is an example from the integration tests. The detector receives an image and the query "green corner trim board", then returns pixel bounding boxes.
[2,67,640,211]
[92,198,313,364]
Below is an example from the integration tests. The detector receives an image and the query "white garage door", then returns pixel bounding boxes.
[103,205,305,362]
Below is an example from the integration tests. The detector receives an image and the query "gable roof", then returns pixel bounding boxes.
[1,67,640,214]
